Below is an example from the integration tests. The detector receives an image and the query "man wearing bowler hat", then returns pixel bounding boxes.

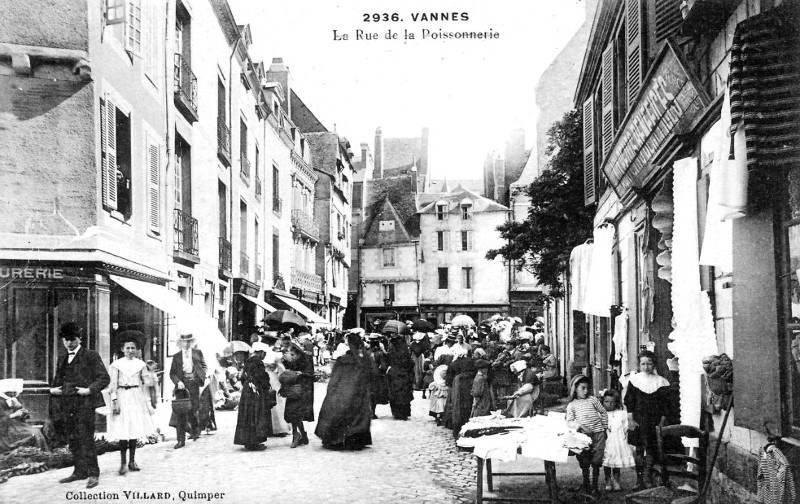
[50,322,110,489]
[169,333,207,448]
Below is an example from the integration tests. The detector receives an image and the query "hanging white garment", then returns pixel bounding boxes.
[612,308,628,375]
[569,243,593,313]
[699,113,733,271]
[668,158,720,448]
[583,225,615,317]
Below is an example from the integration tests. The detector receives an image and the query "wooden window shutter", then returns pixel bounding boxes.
[651,0,682,60]
[468,231,473,251]
[444,231,449,251]
[601,44,616,157]
[147,136,160,233]
[626,0,645,105]
[583,97,596,206]
[125,0,142,56]
[102,96,118,210]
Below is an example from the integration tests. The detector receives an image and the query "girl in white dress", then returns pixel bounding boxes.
[262,334,292,436]
[108,333,156,475]
[601,389,635,491]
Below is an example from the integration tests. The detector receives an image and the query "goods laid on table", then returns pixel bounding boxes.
[457,412,591,463]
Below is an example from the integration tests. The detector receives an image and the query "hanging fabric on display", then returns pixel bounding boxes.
[569,241,593,313]
[757,444,797,504]
[729,2,800,174]
[612,307,628,376]
[667,157,720,448]
[583,224,615,317]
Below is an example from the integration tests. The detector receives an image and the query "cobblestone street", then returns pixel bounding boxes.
[3,383,634,504]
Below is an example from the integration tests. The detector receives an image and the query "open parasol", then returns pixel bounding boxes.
[263,310,307,331]
[411,319,436,332]
[450,314,475,327]
[224,340,252,356]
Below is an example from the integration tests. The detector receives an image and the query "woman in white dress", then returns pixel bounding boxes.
[262,333,292,436]
[108,332,156,475]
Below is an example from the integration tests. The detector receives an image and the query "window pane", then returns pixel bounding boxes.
[11,289,49,382]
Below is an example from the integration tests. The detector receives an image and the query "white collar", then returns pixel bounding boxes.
[629,371,669,394]
[111,357,146,376]
[68,345,81,355]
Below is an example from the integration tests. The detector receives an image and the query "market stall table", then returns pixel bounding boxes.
[457,414,592,504]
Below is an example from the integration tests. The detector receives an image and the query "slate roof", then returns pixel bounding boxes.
[362,196,414,247]
[418,185,509,214]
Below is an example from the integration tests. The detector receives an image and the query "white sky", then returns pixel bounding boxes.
[230,0,587,180]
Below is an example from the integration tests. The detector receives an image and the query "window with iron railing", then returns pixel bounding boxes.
[174,208,198,256]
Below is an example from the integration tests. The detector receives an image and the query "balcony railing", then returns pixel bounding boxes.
[290,209,319,241]
[174,209,199,256]
[240,156,250,183]
[255,175,262,199]
[291,267,322,293]
[239,251,249,278]
[273,196,282,215]
[218,237,232,274]
[217,120,231,166]
[173,54,198,121]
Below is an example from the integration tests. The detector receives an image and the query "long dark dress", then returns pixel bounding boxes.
[386,340,414,419]
[315,349,373,449]
[409,336,431,390]
[283,352,315,423]
[447,357,477,437]
[490,350,517,410]
[367,348,390,409]
[234,356,273,447]
[623,373,673,453]
[0,400,49,453]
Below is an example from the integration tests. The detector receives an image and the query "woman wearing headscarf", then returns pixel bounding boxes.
[446,346,477,438]
[503,360,541,418]
[0,379,49,453]
[315,333,373,450]
[281,341,315,448]
[385,334,414,420]
[261,333,291,437]
[233,342,273,451]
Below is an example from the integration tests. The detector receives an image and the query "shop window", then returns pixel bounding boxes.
[4,287,89,384]
[780,167,800,436]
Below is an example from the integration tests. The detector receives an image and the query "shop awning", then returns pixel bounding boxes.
[273,292,330,326]
[239,294,278,314]
[109,275,228,356]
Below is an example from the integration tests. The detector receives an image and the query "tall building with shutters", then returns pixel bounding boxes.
[574,0,800,501]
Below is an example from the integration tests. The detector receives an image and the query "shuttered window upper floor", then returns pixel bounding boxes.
[581,0,683,206]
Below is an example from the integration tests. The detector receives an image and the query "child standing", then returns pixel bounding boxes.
[566,374,608,497]
[601,389,635,491]
[470,359,493,418]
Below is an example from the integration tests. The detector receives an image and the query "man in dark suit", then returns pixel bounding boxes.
[169,333,207,448]
[50,322,110,489]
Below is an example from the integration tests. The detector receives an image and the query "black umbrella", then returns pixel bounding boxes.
[411,319,435,332]
[263,310,306,331]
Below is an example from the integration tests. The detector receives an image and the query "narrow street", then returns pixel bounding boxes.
[3,382,639,504]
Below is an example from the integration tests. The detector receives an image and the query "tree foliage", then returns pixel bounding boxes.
[486,109,594,297]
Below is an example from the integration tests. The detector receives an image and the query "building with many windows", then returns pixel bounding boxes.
[417,186,510,324]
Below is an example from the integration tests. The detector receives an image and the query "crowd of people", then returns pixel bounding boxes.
[0,316,677,499]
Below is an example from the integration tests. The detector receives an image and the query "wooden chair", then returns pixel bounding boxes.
[625,423,709,504]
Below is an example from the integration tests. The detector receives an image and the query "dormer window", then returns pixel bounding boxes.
[435,202,447,220]
[460,199,473,220]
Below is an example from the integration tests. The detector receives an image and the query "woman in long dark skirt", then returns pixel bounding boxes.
[446,347,476,438]
[233,343,272,451]
[282,342,315,448]
[315,333,373,450]
[385,334,414,420]
[367,336,390,418]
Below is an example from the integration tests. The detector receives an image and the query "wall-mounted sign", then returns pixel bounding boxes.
[602,41,710,197]
[0,263,95,283]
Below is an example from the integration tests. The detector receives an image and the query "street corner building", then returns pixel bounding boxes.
[0,0,347,425]
[536,0,800,502]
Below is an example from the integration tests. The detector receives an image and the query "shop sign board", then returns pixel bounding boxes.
[602,41,710,197]
[0,263,95,283]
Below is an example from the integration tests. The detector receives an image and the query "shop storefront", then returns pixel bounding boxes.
[0,261,165,424]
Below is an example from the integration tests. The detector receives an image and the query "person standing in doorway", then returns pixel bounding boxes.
[169,333,207,449]
[50,322,110,489]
